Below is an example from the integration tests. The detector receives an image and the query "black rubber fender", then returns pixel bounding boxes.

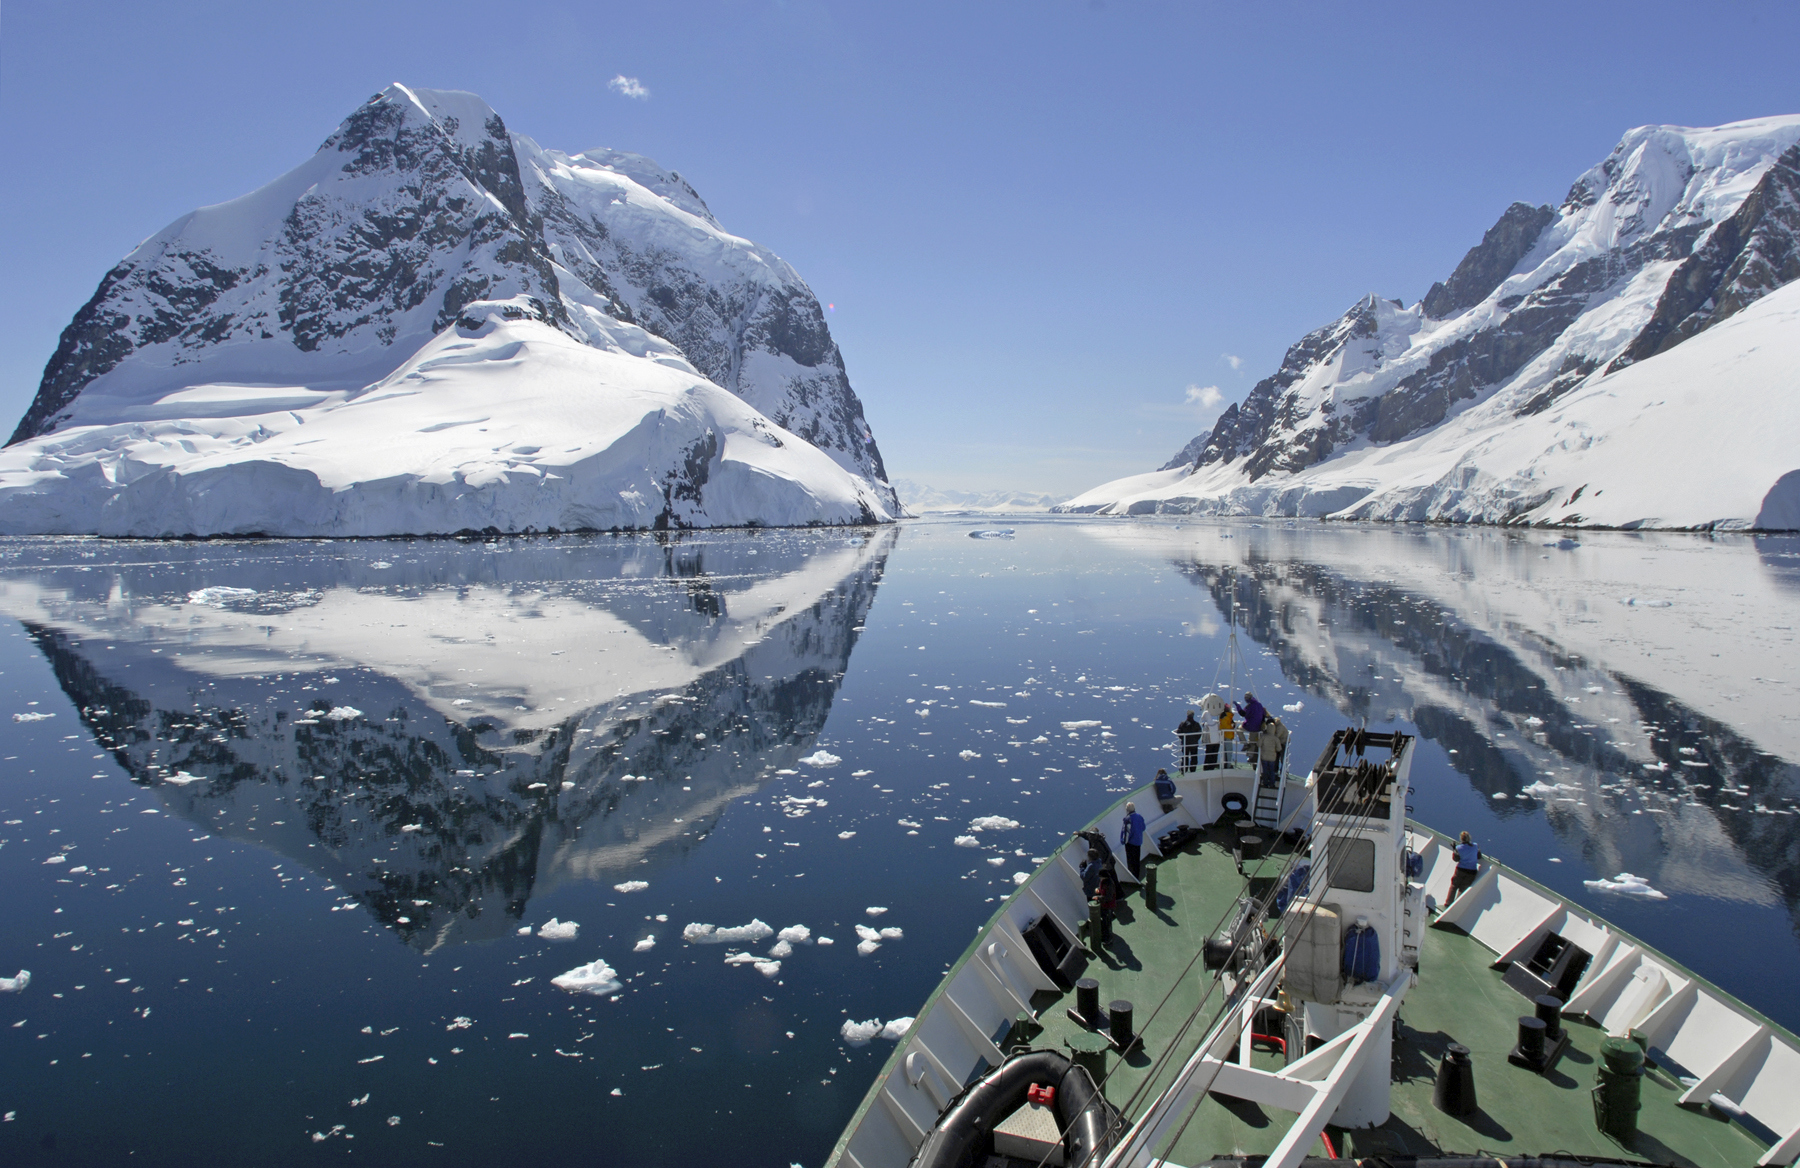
[908,1048,1119,1168]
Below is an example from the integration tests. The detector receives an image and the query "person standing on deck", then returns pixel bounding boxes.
[1217,703,1236,766]
[1258,716,1289,789]
[1176,709,1202,771]
[1200,694,1226,769]
[1446,831,1481,906]
[1120,802,1147,879]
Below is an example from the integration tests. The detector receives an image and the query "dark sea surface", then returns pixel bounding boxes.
[1,518,1796,1166]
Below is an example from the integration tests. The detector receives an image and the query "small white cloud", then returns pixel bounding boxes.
[609,75,650,100]
[1222,353,1244,371]
[1185,384,1224,410]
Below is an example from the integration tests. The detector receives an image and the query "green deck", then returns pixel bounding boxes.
[1016,821,1776,1168]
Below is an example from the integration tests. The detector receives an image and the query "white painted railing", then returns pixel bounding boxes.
[1419,827,1800,1167]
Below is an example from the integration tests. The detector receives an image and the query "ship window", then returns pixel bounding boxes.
[1328,837,1376,893]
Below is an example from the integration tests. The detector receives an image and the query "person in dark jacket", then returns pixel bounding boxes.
[1154,768,1179,813]
[1080,848,1105,901]
[1445,830,1481,906]
[1176,710,1202,771]
[1120,801,1147,879]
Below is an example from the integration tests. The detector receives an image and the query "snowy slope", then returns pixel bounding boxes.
[889,479,1068,513]
[1062,116,1800,530]
[1,84,895,535]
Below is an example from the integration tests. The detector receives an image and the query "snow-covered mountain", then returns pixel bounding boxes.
[1061,116,1800,530]
[889,479,1069,513]
[0,84,896,535]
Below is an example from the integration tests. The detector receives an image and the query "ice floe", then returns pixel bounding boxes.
[958,750,982,760]
[799,750,841,767]
[865,907,888,916]
[1061,720,1102,730]
[445,1016,473,1030]
[11,711,54,722]
[187,587,258,607]
[1583,872,1669,900]
[837,830,857,839]
[0,970,29,993]
[683,920,774,945]
[969,816,1021,832]
[613,881,649,894]
[777,924,812,944]
[323,706,363,721]
[954,835,981,847]
[633,936,656,952]
[969,700,1007,708]
[1012,873,1030,885]
[537,919,579,941]
[551,958,623,996]
[840,1016,917,1045]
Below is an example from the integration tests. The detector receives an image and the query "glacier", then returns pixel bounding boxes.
[0,84,896,536]
[1061,115,1800,531]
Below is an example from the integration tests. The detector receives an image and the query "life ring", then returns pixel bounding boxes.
[908,1048,1118,1168]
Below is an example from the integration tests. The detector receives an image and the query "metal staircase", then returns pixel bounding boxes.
[1251,758,1285,829]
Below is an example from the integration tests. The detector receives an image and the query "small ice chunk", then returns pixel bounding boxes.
[954,835,981,847]
[633,936,656,952]
[551,959,623,996]
[753,960,781,978]
[777,925,812,944]
[1060,720,1102,729]
[880,1017,914,1040]
[987,857,1007,867]
[969,816,1021,832]
[518,926,532,936]
[538,919,579,941]
[446,1017,473,1031]
[856,939,881,955]
[163,770,206,785]
[959,750,982,761]
[1283,701,1304,712]
[613,881,649,894]
[683,920,774,945]
[879,927,903,940]
[1491,792,1509,799]
[769,940,794,958]
[816,936,835,946]
[323,706,363,721]
[386,1116,400,1127]
[851,769,873,777]
[837,830,857,839]
[0,970,29,993]
[610,1088,623,1097]
[1012,872,1030,885]
[969,700,1007,708]
[187,586,258,607]
[799,750,841,768]
[1583,872,1668,900]
[865,907,888,916]
[855,924,881,941]
[13,711,55,722]
[43,855,67,865]
[400,824,424,833]
[841,1018,882,1045]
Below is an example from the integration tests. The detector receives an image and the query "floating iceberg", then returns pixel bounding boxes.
[0,970,29,993]
[537,919,579,941]
[777,925,812,944]
[683,919,774,945]
[633,936,656,952]
[799,750,841,768]
[969,816,1021,832]
[551,958,623,996]
[613,881,649,894]
[1583,872,1669,900]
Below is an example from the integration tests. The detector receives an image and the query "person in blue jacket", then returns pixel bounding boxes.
[1153,768,1179,813]
[1120,801,1147,878]
[1446,830,1482,906]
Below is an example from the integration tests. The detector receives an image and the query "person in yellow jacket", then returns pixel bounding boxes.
[1218,704,1236,766]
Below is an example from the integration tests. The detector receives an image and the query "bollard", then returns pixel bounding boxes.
[1594,1036,1644,1142]
[1432,1043,1477,1117]
[1076,979,1101,1026]
[1143,863,1159,907]
[1108,1000,1136,1053]
[1534,994,1565,1040]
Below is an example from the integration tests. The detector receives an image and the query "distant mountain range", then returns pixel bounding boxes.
[0,85,897,536]
[1061,115,1800,531]
[889,479,1069,514]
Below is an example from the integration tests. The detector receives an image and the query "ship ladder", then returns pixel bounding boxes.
[1252,771,1284,830]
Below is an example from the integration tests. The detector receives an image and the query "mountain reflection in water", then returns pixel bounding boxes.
[1080,522,1800,944]
[1,529,896,951]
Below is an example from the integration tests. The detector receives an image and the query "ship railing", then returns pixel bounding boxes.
[1415,825,1800,1167]
[1170,736,1257,774]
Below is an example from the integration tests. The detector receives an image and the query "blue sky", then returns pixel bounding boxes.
[2,1,1796,495]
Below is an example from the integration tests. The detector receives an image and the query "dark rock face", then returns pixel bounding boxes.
[1611,142,1800,370]
[1420,201,1555,319]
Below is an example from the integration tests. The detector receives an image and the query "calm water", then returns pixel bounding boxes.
[1,519,1796,1166]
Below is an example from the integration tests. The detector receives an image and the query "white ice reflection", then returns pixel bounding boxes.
[0,530,896,949]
